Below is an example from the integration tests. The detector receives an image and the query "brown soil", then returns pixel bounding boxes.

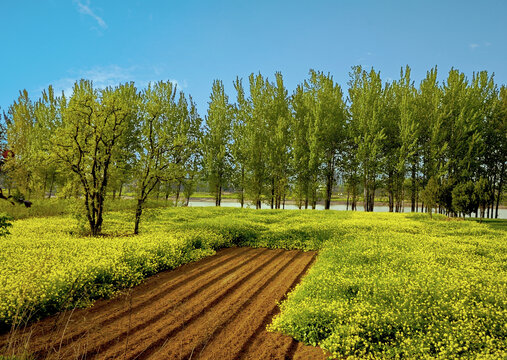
[0,247,329,360]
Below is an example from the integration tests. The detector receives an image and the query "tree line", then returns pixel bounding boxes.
[1,65,505,234]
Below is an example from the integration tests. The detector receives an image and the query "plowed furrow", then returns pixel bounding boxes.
[143,251,301,360]
[33,247,266,359]
[27,247,250,355]
[85,249,286,359]
[175,251,313,360]
[1,248,328,360]
[230,252,317,360]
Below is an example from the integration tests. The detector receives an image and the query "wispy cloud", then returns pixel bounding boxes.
[469,43,480,50]
[39,65,182,97]
[74,0,107,29]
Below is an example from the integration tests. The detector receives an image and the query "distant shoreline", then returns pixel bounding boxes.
[181,197,507,209]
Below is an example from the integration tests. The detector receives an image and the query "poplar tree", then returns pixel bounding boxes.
[203,80,232,206]
[492,86,507,218]
[266,72,291,209]
[231,78,250,208]
[415,67,443,211]
[291,84,312,208]
[245,73,269,209]
[390,66,417,212]
[348,66,386,212]
[305,70,347,209]
[6,90,37,198]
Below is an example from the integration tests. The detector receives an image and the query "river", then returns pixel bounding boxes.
[186,200,507,219]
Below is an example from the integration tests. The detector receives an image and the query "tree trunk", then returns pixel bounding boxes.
[42,173,48,200]
[325,172,333,210]
[371,175,377,212]
[134,199,143,235]
[240,168,245,208]
[176,181,182,206]
[165,183,170,201]
[304,182,309,209]
[364,171,370,212]
[495,162,504,219]
[387,170,394,212]
[48,172,55,199]
[112,189,116,200]
[118,183,123,199]
[411,162,416,212]
[271,178,275,209]
[416,183,419,212]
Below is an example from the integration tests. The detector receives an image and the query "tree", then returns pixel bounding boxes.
[440,69,484,182]
[265,72,292,209]
[420,176,439,218]
[484,85,506,218]
[452,181,477,219]
[231,78,250,208]
[203,80,232,206]
[475,177,492,222]
[132,81,179,234]
[54,80,138,235]
[390,66,417,212]
[305,70,347,209]
[181,97,203,206]
[7,87,63,200]
[348,66,386,212]
[6,89,37,198]
[245,73,269,209]
[415,67,444,212]
[291,84,312,209]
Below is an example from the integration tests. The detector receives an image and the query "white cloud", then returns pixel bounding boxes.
[40,65,183,97]
[469,43,479,50]
[74,0,107,29]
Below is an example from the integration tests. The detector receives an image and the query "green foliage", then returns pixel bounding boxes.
[348,66,387,211]
[53,80,139,235]
[269,213,507,359]
[0,214,12,236]
[1,208,505,360]
[452,181,477,218]
[475,177,492,220]
[0,211,229,328]
[0,198,172,220]
[5,66,505,220]
[203,80,233,206]
[420,176,439,217]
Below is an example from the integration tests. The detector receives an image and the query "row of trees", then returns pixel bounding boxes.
[1,66,506,234]
[203,66,505,219]
[3,81,201,234]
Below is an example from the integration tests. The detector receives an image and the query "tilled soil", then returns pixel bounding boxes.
[0,247,329,359]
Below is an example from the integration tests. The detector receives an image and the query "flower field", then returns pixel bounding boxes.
[0,207,505,359]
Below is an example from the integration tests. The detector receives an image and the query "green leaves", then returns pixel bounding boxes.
[203,79,233,206]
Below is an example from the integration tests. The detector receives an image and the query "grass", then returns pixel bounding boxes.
[0,207,505,359]
[0,198,176,220]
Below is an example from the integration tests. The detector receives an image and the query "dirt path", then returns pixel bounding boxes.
[0,247,329,360]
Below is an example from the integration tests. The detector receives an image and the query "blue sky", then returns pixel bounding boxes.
[1,0,506,116]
